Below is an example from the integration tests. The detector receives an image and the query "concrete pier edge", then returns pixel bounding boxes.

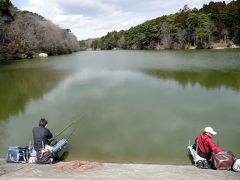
[0,159,239,179]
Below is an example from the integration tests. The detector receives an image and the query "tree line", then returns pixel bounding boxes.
[0,0,80,60]
[80,0,240,50]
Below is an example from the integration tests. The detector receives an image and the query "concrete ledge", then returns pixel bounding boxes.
[0,159,239,179]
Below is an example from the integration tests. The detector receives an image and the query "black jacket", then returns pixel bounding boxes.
[32,126,53,151]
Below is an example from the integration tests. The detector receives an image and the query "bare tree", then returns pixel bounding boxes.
[1,5,80,60]
[221,29,229,44]
[176,29,187,48]
[160,21,172,48]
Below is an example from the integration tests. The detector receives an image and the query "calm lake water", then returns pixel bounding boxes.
[0,50,240,164]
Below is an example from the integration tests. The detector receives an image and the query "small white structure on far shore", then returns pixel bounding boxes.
[39,53,48,58]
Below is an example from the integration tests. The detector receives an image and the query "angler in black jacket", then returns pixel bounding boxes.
[32,118,53,151]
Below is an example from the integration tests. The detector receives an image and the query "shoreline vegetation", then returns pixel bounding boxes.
[0,1,239,61]
[80,0,240,51]
[0,0,80,61]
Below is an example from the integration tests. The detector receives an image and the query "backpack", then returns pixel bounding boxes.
[6,146,29,163]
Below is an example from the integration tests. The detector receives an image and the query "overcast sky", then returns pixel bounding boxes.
[12,0,232,40]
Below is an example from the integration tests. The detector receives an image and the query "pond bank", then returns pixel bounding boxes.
[0,159,239,179]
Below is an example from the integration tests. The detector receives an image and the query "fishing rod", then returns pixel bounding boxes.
[66,113,88,140]
[54,120,76,139]
[54,114,85,139]
[63,114,134,164]
[66,126,78,141]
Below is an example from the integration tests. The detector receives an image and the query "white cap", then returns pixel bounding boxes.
[204,127,217,135]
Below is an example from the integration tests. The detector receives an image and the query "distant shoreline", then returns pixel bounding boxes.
[82,45,240,51]
[1,46,240,62]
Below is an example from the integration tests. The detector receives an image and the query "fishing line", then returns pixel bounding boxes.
[54,113,85,139]
[54,121,76,139]
[67,126,78,141]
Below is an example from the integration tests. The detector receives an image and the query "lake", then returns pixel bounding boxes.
[0,49,240,164]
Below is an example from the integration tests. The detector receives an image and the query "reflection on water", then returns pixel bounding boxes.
[145,69,240,91]
[0,68,67,121]
[0,50,240,164]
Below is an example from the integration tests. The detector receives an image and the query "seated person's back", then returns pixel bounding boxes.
[195,127,224,160]
[32,118,53,151]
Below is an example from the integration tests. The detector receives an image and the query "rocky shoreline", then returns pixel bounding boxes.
[0,159,239,179]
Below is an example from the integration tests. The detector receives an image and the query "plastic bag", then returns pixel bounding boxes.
[233,159,240,172]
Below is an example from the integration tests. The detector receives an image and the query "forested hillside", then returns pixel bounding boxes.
[81,0,240,50]
[0,0,80,60]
